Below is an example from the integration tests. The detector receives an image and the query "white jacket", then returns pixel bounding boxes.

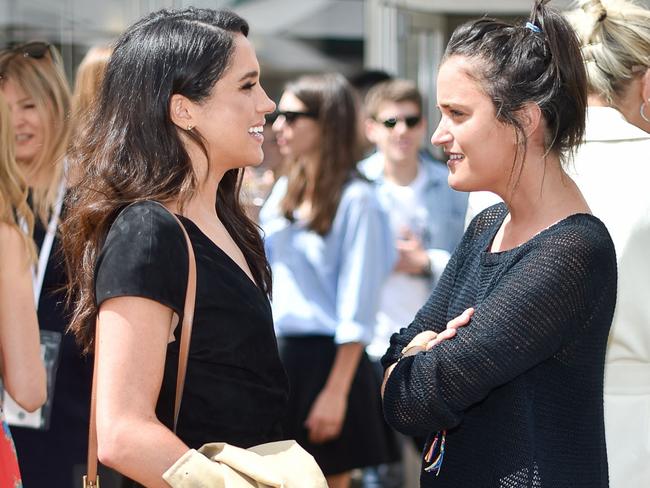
[569,106,650,488]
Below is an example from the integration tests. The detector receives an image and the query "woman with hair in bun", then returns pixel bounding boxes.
[381,1,616,486]
[565,1,650,486]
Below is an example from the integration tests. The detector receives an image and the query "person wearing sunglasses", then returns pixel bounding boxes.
[260,73,397,488]
[0,41,92,487]
[356,78,467,488]
[359,79,467,363]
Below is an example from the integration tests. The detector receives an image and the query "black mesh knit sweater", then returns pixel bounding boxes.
[381,204,617,487]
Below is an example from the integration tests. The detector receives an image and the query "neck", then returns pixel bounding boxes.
[503,153,570,220]
[587,94,609,107]
[493,151,588,250]
[188,183,219,219]
[20,161,56,190]
[171,165,224,222]
[301,153,320,203]
[383,155,419,186]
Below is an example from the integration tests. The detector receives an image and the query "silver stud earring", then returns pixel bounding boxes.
[641,100,650,124]
[187,124,194,131]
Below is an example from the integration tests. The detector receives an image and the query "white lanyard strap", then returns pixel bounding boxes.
[30,177,66,309]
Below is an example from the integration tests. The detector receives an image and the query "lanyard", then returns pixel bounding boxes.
[19,176,66,310]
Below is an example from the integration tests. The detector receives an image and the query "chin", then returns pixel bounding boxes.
[16,153,37,165]
[447,173,473,192]
[249,158,264,168]
[277,145,293,158]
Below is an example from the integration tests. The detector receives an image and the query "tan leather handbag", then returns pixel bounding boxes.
[83,202,326,488]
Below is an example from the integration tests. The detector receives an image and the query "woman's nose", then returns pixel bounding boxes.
[431,120,451,147]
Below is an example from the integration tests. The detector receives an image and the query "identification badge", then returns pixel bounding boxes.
[2,330,62,429]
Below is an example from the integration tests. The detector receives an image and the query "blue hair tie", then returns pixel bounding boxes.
[525,22,542,33]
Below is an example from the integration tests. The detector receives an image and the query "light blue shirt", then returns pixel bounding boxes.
[358,150,468,281]
[357,150,468,359]
[260,178,395,345]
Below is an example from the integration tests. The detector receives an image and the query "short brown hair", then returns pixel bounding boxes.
[364,79,422,119]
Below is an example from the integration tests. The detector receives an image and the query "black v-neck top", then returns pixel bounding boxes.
[382,203,617,487]
[95,201,289,449]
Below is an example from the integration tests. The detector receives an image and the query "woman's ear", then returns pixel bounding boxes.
[642,68,650,106]
[169,94,196,131]
[518,102,542,138]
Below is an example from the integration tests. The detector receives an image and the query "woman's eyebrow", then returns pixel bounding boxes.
[238,70,258,82]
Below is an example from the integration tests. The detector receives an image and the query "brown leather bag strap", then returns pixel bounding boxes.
[169,208,197,432]
[84,202,197,488]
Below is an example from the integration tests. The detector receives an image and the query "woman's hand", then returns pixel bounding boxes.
[382,308,475,397]
[402,307,475,352]
[304,342,363,444]
[304,386,347,444]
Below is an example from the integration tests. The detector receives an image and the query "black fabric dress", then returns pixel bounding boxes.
[11,197,96,488]
[382,203,617,488]
[94,201,289,485]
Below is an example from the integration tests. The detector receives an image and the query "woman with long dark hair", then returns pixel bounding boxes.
[381,1,617,486]
[62,8,288,486]
[260,73,397,488]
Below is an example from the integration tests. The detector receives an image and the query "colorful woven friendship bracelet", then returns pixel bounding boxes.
[423,430,447,476]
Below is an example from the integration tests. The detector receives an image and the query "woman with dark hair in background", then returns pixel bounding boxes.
[0,41,90,487]
[260,73,397,488]
[565,1,650,486]
[0,92,46,488]
[62,8,288,486]
[381,1,617,487]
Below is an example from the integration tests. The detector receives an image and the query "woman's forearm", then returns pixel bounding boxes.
[97,414,189,487]
[0,228,47,411]
[323,342,364,396]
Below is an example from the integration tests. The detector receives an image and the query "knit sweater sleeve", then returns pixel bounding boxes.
[382,216,616,436]
[380,208,488,371]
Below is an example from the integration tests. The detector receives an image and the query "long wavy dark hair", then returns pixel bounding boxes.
[62,7,272,353]
[280,73,360,236]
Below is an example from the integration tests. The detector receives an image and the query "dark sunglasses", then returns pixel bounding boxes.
[375,114,422,129]
[2,41,54,60]
[276,110,318,124]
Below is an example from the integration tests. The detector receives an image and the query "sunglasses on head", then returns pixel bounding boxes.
[276,110,318,124]
[375,114,422,129]
[3,41,54,59]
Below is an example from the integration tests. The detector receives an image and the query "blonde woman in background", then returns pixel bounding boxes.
[0,93,46,488]
[565,1,650,487]
[0,42,91,487]
[71,45,112,136]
